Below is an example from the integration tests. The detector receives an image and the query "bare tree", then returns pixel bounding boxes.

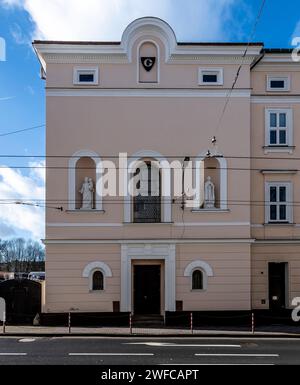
[0,238,45,272]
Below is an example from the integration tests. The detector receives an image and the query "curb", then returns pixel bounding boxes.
[1,332,300,338]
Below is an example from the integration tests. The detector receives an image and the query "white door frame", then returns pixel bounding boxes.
[120,243,176,312]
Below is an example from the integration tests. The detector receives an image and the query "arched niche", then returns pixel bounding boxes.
[138,41,159,83]
[75,157,96,209]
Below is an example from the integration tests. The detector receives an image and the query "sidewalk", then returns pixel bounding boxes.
[1,324,299,337]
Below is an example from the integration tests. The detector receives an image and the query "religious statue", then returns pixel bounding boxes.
[79,177,94,209]
[204,176,215,209]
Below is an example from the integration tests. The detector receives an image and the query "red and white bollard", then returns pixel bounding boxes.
[251,312,255,334]
[68,312,71,334]
[129,313,132,335]
[190,312,193,334]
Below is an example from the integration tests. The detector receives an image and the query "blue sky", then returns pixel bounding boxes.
[0,0,299,240]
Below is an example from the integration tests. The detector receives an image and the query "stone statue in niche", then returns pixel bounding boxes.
[79,177,94,209]
[204,176,215,209]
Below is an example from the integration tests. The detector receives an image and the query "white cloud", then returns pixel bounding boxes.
[10,22,31,45]
[0,96,15,101]
[1,0,243,41]
[0,161,45,240]
[1,0,23,6]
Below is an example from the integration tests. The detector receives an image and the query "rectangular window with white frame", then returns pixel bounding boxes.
[73,67,99,85]
[265,182,293,224]
[199,68,223,86]
[265,108,292,147]
[267,76,290,92]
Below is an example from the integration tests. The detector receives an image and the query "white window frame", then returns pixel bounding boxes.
[198,68,223,86]
[267,75,290,92]
[265,182,293,224]
[265,108,293,147]
[73,67,99,85]
[184,260,213,292]
[82,261,112,292]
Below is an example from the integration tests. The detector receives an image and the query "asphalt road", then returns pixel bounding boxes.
[0,336,299,365]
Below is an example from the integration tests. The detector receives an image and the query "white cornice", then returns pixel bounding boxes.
[46,221,250,227]
[251,96,300,104]
[252,65,300,72]
[43,53,128,64]
[43,238,255,244]
[33,17,262,72]
[39,52,259,66]
[46,88,251,98]
[254,239,300,244]
[168,55,258,65]
[261,54,296,64]
[260,169,297,174]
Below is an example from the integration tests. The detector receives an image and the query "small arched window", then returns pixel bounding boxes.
[192,270,203,290]
[92,270,104,291]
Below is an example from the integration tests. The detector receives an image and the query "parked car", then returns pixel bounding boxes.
[28,272,45,281]
[14,272,29,280]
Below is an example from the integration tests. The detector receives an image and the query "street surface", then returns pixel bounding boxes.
[0,336,299,365]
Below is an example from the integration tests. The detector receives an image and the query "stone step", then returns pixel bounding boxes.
[132,315,165,327]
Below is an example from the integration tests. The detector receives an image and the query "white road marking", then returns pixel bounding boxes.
[0,353,27,356]
[18,338,36,343]
[69,353,154,356]
[195,353,279,357]
[161,363,275,366]
[125,342,241,347]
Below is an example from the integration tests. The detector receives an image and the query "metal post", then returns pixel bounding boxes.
[251,312,255,334]
[2,311,5,334]
[68,312,71,334]
[190,312,193,334]
[129,313,132,335]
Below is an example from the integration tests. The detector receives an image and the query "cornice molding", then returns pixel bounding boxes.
[41,53,259,66]
[43,53,128,64]
[43,238,255,244]
[251,95,300,103]
[33,17,262,71]
[261,55,297,64]
[46,88,251,98]
[168,55,257,64]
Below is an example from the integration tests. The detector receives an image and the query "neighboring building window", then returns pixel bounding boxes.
[265,109,292,147]
[192,270,203,290]
[92,270,104,291]
[267,76,290,91]
[199,68,223,85]
[265,182,292,224]
[73,67,99,85]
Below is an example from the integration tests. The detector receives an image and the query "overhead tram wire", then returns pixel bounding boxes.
[0,165,299,172]
[0,124,45,137]
[213,0,267,137]
[14,201,63,211]
[2,200,300,208]
[1,154,300,161]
